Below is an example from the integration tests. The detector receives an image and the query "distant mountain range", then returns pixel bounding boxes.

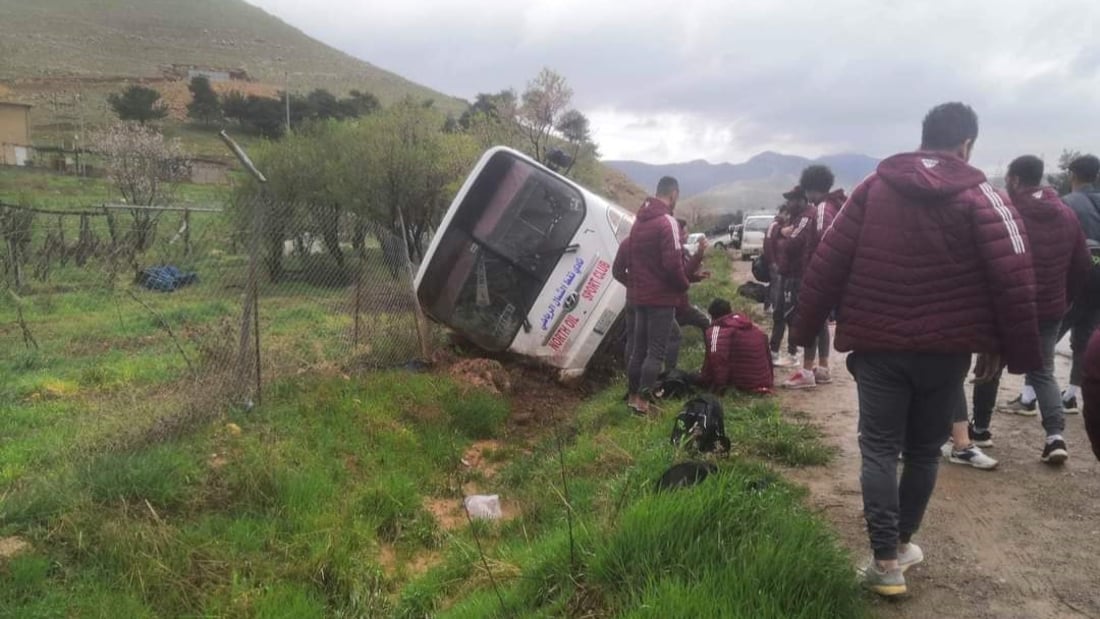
[604,151,881,216]
[605,151,880,198]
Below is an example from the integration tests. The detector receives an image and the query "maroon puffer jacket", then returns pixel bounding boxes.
[803,189,846,271]
[1010,185,1090,322]
[790,151,1041,374]
[781,205,812,278]
[700,313,774,393]
[611,197,689,307]
[1082,329,1100,461]
[763,218,783,269]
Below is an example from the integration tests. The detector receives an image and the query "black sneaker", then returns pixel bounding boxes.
[1040,439,1069,465]
[1063,396,1079,413]
[968,425,993,448]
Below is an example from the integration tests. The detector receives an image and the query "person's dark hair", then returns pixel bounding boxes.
[1069,154,1100,184]
[1007,155,1044,187]
[799,165,835,193]
[920,102,979,151]
[656,176,679,197]
[707,298,732,320]
[676,217,688,230]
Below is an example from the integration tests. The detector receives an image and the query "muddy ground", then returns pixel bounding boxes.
[733,261,1100,618]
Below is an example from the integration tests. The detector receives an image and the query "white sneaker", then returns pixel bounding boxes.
[897,543,924,572]
[813,366,832,384]
[948,444,998,470]
[782,368,817,389]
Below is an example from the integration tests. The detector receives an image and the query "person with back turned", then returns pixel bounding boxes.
[612,176,689,415]
[791,102,1040,597]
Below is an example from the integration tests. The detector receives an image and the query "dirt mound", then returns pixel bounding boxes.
[0,537,30,561]
[448,358,512,395]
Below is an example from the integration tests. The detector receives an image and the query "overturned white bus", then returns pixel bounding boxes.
[415,147,634,378]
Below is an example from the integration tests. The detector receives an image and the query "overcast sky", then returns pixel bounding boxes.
[247,0,1099,170]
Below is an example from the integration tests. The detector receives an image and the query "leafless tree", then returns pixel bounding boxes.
[91,123,190,253]
[519,68,574,164]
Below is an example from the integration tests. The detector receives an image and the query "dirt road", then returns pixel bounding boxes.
[734,262,1100,619]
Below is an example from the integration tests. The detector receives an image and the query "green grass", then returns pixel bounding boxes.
[0,241,860,617]
[0,166,228,209]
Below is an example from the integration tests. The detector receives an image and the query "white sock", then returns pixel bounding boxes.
[1063,385,1079,401]
[1046,434,1064,445]
[1021,384,1036,404]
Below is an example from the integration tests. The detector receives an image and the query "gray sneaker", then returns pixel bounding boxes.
[949,444,999,470]
[999,395,1038,417]
[897,543,924,572]
[859,560,907,597]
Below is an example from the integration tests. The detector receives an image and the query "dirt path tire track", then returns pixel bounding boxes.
[733,261,1100,619]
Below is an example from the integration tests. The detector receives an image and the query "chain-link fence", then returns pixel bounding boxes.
[0,195,437,447]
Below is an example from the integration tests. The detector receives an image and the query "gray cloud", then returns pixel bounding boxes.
[247,0,1100,168]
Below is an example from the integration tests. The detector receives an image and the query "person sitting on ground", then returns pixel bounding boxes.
[699,298,773,394]
[782,165,847,389]
[790,102,1040,597]
[953,155,1089,468]
[612,176,690,415]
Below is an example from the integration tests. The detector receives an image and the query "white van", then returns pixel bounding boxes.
[739,214,774,260]
[415,147,634,378]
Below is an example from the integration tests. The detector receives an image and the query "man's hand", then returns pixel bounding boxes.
[781,226,794,237]
[700,270,712,279]
[973,353,1003,384]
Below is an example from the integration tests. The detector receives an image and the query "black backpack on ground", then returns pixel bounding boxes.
[655,461,718,492]
[670,394,731,454]
[652,369,698,400]
[751,255,771,283]
[738,281,768,303]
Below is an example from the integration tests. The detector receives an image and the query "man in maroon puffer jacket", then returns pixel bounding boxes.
[790,102,1040,597]
[612,176,690,414]
[966,155,1089,465]
[782,165,847,389]
[699,298,773,394]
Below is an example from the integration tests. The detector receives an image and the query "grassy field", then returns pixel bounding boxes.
[0,249,867,617]
[0,167,230,209]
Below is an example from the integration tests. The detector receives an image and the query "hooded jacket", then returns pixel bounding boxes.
[803,189,847,271]
[700,313,774,393]
[1009,185,1090,321]
[780,204,812,278]
[790,151,1041,373]
[763,217,787,272]
[611,197,689,307]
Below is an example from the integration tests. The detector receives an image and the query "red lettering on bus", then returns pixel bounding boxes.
[581,260,610,302]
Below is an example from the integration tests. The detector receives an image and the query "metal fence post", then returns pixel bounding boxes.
[395,209,432,360]
[220,131,268,405]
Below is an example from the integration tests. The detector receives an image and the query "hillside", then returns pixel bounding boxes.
[0,0,465,134]
[606,151,879,198]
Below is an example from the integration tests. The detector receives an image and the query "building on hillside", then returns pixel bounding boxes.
[0,101,32,166]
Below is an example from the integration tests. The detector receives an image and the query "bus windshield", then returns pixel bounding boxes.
[418,151,587,351]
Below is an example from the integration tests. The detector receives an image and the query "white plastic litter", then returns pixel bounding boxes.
[463,494,502,520]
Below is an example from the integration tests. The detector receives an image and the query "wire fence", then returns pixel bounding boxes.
[0,196,439,445]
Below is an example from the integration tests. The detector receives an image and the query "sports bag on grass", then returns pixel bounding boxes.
[670,394,731,453]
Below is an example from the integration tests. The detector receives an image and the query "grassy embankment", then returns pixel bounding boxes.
[1,241,867,617]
